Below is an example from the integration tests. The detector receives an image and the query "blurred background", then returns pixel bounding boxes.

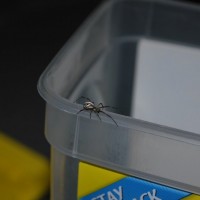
[0,1,103,199]
[0,0,199,199]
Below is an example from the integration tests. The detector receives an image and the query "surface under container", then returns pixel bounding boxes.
[38,0,200,199]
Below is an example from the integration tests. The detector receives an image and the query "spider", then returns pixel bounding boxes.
[74,96,118,126]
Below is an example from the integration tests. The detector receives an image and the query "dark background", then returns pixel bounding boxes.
[0,0,199,199]
[0,0,103,159]
[0,1,103,199]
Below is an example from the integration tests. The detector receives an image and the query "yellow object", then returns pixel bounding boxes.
[0,132,50,200]
[182,195,200,200]
[78,162,125,198]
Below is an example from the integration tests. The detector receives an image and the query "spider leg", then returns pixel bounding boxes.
[97,103,104,107]
[98,103,109,110]
[96,112,102,122]
[76,109,85,115]
[77,109,94,120]
[100,111,118,126]
[90,110,92,119]
[99,104,117,110]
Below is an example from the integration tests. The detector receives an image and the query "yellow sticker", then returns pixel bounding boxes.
[78,162,200,200]
[78,162,125,198]
[182,195,200,200]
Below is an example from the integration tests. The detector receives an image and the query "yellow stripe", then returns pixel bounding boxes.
[0,132,50,200]
[182,194,200,200]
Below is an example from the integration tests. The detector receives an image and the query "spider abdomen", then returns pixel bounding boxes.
[83,102,95,110]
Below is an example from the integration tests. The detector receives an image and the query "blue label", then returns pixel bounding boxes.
[80,177,190,200]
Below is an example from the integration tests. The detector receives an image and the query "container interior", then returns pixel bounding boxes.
[68,0,200,134]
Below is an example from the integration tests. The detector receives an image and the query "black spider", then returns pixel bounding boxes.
[75,96,118,126]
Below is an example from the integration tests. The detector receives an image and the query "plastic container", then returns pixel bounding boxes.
[38,0,200,199]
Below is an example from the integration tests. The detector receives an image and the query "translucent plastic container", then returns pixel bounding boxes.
[38,0,200,199]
